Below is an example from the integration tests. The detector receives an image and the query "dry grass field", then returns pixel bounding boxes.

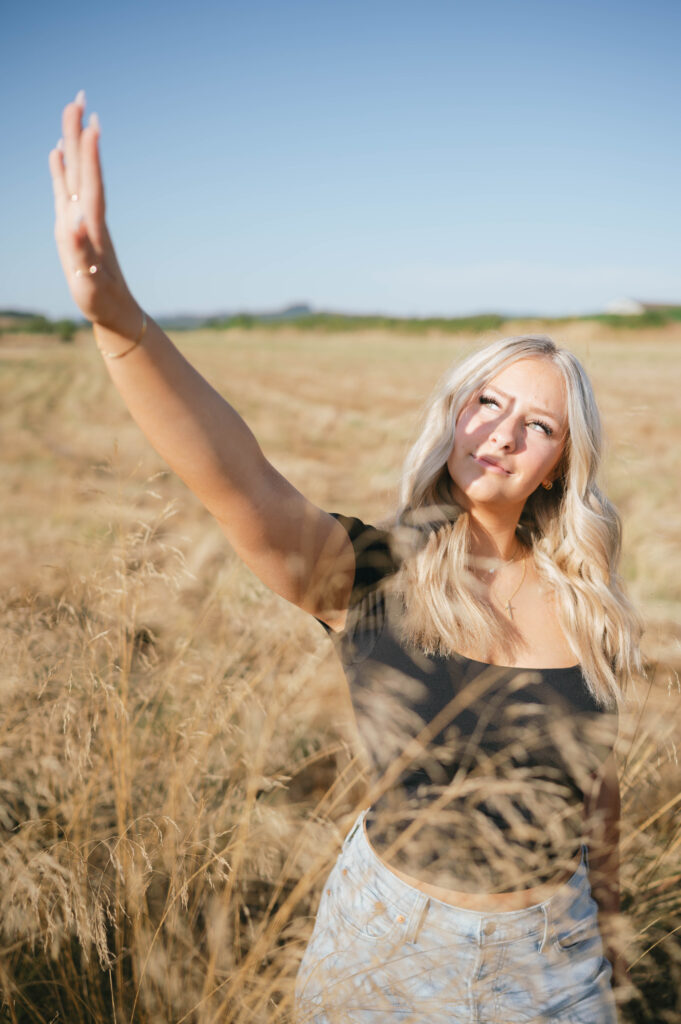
[0,321,679,1022]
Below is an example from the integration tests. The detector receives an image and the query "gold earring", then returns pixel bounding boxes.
[542,480,554,491]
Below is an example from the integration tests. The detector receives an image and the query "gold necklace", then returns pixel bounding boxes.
[497,556,527,619]
[479,541,521,576]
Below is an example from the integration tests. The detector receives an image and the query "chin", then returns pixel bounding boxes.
[467,484,525,507]
[463,487,507,504]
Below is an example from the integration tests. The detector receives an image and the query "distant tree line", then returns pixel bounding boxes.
[2,305,681,342]
[203,308,681,333]
[0,311,79,342]
[582,308,681,329]
[204,311,508,334]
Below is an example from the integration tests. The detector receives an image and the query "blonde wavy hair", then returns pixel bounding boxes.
[392,334,643,711]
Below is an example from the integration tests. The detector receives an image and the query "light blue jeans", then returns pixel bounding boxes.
[295,809,617,1023]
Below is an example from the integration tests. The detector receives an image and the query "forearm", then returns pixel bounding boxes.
[91,293,346,612]
[584,758,628,984]
[590,833,630,991]
[588,821,620,926]
[92,293,271,522]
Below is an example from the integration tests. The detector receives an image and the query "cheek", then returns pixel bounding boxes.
[447,417,479,479]
[453,407,480,444]
[532,443,564,482]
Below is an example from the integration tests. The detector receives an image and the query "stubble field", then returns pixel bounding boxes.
[0,321,680,1022]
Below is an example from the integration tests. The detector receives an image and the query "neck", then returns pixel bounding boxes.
[467,509,522,562]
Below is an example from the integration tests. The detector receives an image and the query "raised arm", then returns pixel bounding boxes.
[48,92,352,629]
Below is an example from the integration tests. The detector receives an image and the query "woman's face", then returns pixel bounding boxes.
[446,356,569,515]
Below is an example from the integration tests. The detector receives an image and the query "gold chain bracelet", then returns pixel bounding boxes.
[96,311,147,359]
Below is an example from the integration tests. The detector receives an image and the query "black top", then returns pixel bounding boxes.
[321,514,619,893]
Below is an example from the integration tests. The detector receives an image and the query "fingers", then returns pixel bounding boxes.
[62,92,86,199]
[79,113,106,250]
[50,139,85,244]
[49,142,69,207]
[51,92,105,242]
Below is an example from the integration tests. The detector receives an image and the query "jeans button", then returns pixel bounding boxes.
[483,921,496,935]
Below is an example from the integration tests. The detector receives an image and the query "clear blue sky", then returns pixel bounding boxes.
[3,0,680,320]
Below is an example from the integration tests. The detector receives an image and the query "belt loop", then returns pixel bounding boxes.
[405,894,430,944]
[538,904,549,954]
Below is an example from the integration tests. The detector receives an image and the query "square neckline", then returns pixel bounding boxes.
[449,651,582,674]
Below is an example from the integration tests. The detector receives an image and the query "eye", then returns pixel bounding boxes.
[478,393,499,409]
[529,418,553,436]
[478,393,554,436]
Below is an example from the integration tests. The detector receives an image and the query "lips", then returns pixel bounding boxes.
[474,454,511,474]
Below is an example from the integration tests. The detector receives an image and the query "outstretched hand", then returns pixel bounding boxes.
[49,91,141,338]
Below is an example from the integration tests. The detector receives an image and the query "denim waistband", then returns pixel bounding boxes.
[339,808,592,949]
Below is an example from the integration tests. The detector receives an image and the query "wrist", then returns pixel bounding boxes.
[92,292,145,354]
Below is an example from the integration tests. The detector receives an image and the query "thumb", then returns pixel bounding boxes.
[69,206,99,268]
[72,206,87,240]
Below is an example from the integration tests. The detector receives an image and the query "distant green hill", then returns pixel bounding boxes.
[2,303,680,338]
[0,311,78,341]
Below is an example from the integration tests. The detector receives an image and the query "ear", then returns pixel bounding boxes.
[541,464,563,491]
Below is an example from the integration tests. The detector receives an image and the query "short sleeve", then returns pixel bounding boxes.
[331,514,398,605]
[321,513,400,663]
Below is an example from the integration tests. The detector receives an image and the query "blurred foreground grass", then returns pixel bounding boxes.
[0,321,680,1022]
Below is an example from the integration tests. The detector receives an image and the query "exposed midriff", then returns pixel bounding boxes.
[363,817,582,912]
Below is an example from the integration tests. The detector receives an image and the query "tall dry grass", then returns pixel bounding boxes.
[0,322,679,1021]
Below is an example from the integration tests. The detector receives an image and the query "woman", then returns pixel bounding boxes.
[50,92,639,1022]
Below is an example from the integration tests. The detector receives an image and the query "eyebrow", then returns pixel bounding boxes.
[485,385,565,425]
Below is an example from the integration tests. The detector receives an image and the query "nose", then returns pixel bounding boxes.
[489,415,519,450]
